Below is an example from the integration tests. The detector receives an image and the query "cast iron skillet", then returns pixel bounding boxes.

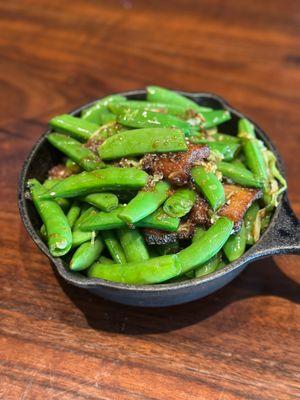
[18,90,300,307]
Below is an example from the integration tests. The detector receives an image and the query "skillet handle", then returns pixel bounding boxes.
[254,194,300,257]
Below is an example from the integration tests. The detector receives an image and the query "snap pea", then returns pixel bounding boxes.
[49,114,100,141]
[136,207,180,231]
[108,100,188,116]
[244,202,260,245]
[117,228,149,262]
[70,237,104,271]
[101,230,127,264]
[194,253,221,278]
[80,206,127,231]
[223,222,246,262]
[110,106,195,136]
[66,201,81,228]
[88,254,181,284]
[73,206,98,231]
[217,161,263,188]
[72,230,94,248]
[98,109,117,124]
[242,139,268,184]
[177,217,233,274]
[209,133,240,143]
[200,110,231,129]
[65,158,81,174]
[191,166,225,211]
[147,86,212,112]
[238,118,256,139]
[192,227,206,243]
[79,193,118,212]
[118,181,170,224]
[205,142,240,161]
[81,95,126,124]
[40,167,148,199]
[28,179,72,257]
[43,179,71,211]
[40,224,47,240]
[163,189,196,218]
[47,133,105,171]
[99,128,188,160]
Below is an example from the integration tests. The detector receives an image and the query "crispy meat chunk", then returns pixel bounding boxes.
[48,164,72,179]
[142,144,210,186]
[219,184,262,231]
[143,221,195,245]
[83,136,105,153]
[189,197,210,226]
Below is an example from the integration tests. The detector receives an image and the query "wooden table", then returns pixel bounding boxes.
[1,1,299,398]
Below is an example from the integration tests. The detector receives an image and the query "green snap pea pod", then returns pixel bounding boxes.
[110,106,195,136]
[40,167,148,199]
[223,222,246,262]
[217,161,263,188]
[98,256,114,264]
[65,158,81,174]
[49,114,100,141]
[98,109,117,124]
[136,207,180,231]
[66,201,81,228]
[73,206,98,230]
[40,224,47,240]
[117,228,149,262]
[43,179,71,211]
[177,217,233,274]
[192,227,206,243]
[118,181,170,224]
[191,166,225,211]
[194,253,221,278]
[238,118,256,139]
[80,206,127,231]
[70,237,104,271]
[101,230,127,264]
[147,86,212,112]
[230,159,247,169]
[244,202,260,245]
[88,254,181,284]
[201,142,240,161]
[108,100,188,116]
[79,193,119,212]
[72,230,94,248]
[242,139,268,184]
[28,179,72,256]
[81,95,126,123]
[200,110,231,129]
[48,133,105,172]
[163,189,196,218]
[99,128,187,160]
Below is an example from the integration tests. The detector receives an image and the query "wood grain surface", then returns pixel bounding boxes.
[0,1,299,399]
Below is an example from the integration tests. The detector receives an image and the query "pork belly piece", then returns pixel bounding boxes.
[189,197,210,227]
[142,144,210,186]
[143,221,195,245]
[219,184,262,231]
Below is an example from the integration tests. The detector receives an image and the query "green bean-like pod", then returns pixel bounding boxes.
[49,114,100,141]
[194,253,222,278]
[200,110,231,129]
[108,100,188,117]
[117,228,149,262]
[223,222,246,262]
[66,201,81,228]
[65,158,81,174]
[70,237,104,271]
[48,133,105,171]
[80,207,127,231]
[191,166,225,211]
[217,162,263,188]
[40,168,149,199]
[119,181,170,224]
[88,254,182,284]
[244,202,260,245]
[163,189,196,218]
[178,217,233,274]
[238,118,256,139]
[81,95,126,124]
[147,86,212,112]
[99,128,188,160]
[28,179,72,257]
[101,230,127,264]
[136,208,180,231]
[79,193,119,212]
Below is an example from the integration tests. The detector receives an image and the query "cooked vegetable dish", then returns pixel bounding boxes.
[27,86,287,284]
